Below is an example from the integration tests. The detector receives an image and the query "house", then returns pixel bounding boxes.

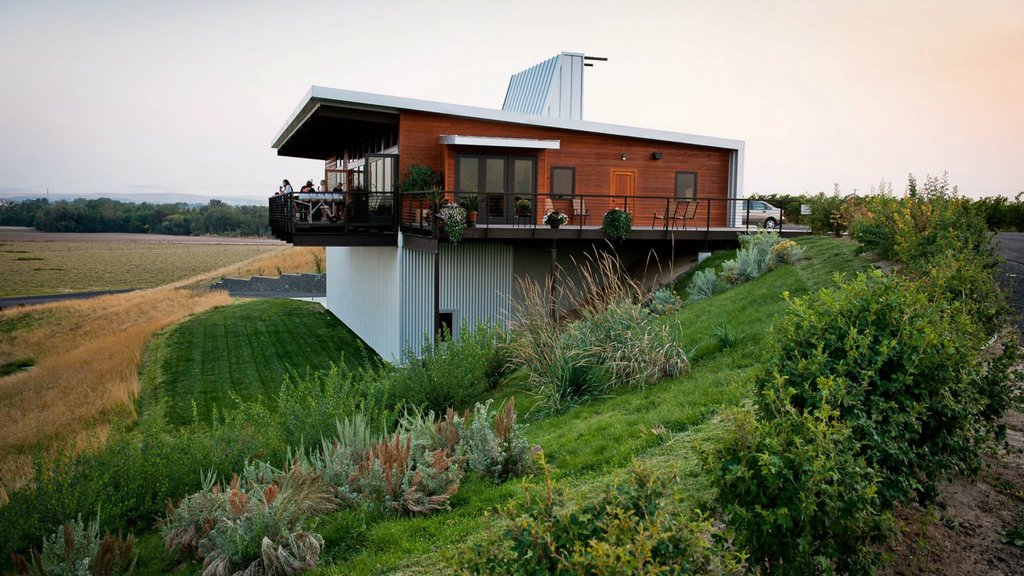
[269,52,750,361]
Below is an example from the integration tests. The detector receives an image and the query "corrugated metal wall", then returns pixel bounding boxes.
[325,246,401,361]
[399,242,514,357]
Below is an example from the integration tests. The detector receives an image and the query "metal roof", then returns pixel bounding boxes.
[272,86,744,153]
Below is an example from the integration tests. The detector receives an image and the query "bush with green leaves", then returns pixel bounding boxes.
[0,402,287,563]
[387,322,507,414]
[711,402,894,574]
[600,208,632,241]
[762,270,1018,506]
[468,466,746,575]
[12,515,136,576]
[805,187,856,236]
[850,174,996,273]
[686,268,722,302]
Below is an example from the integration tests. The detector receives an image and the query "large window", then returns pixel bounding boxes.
[456,154,536,224]
[551,167,575,198]
[675,171,697,200]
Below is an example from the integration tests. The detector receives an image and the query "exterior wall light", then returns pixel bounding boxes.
[651,152,663,160]
[620,152,627,161]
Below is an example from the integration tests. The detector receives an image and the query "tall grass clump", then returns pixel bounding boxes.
[508,252,687,413]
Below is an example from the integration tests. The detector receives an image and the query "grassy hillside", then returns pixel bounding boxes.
[302,235,870,574]
[139,299,375,424]
[137,235,866,576]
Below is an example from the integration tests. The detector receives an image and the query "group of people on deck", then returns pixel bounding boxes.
[275,178,345,222]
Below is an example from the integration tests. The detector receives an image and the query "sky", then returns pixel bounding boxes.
[1,0,1022,202]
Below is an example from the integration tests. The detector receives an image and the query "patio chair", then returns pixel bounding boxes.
[652,199,699,230]
[572,197,590,225]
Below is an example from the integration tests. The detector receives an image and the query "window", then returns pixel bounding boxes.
[437,311,455,340]
[551,167,575,198]
[675,171,697,200]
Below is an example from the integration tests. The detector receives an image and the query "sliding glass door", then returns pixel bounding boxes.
[456,155,535,225]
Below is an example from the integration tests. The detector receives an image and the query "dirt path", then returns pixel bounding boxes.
[883,411,1024,575]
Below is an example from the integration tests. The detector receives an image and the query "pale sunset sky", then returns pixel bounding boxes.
[0,0,1021,201]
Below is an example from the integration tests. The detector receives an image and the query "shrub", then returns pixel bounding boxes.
[805,187,855,236]
[389,323,507,414]
[646,287,683,316]
[600,208,632,241]
[461,399,540,483]
[346,432,463,515]
[719,248,771,285]
[686,268,721,302]
[771,239,804,265]
[711,402,893,574]
[276,362,394,449]
[1,403,286,563]
[12,515,136,576]
[762,271,1017,506]
[163,463,337,575]
[468,466,746,575]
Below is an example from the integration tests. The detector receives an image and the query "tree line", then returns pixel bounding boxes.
[0,197,269,237]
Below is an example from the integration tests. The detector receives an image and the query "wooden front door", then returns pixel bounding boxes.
[610,169,636,211]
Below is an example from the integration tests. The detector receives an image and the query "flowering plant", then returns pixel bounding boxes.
[438,202,467,243]
[543,211,568,226]
[601,208,632,241]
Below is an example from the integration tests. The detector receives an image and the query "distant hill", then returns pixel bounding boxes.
[0,189,266,206]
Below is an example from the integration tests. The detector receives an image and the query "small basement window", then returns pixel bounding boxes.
[437,311,455,340]
[675,171,697,200]
[551,167,575,198]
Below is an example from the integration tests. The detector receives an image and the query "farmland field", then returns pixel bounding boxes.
[0,227,286,297]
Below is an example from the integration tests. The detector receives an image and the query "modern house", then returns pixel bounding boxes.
[270,52,752,361]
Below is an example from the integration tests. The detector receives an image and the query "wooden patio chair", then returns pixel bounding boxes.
[652,199,699,230]
[572,197,590,225]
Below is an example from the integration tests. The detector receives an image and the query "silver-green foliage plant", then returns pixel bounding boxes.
[646,288,682,316]
[721,246,773,285]
[462,399,539,483]
[14,515,136,576]
[687,268,721,302]
[163,464,337,576]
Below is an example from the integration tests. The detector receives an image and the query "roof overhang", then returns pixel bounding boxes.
[273,86,745,159]
[439,135,560,149]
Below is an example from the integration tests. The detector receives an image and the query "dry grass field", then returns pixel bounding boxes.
[0,234,326,499]
[0,229,290,297]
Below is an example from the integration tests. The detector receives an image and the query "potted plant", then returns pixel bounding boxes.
[601,208,632,241]
[515,198,532,216]
[543,210,568,229]
[437,202,467,243]
[460,194,479,227]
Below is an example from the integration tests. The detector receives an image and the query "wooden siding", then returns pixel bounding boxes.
[397,110,733,226]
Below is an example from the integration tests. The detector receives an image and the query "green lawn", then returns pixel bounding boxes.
[132,236,869,575]
[138,298,375,424]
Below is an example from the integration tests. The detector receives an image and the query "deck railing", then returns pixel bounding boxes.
[270,190,795,242]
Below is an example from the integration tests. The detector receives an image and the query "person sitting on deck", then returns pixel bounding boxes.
[278,179,293,194]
